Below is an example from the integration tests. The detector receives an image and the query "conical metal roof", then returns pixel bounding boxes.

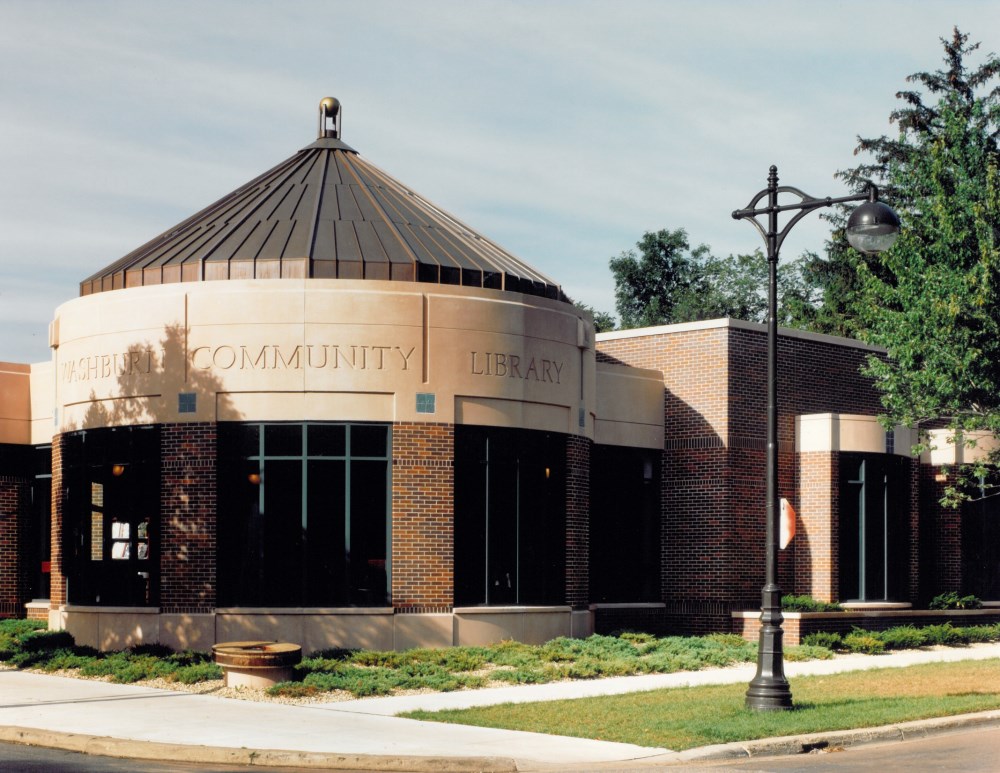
[80,98,564,301]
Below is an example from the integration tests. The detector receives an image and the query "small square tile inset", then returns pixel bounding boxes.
[178,393,197,414]
[416,393,436,414]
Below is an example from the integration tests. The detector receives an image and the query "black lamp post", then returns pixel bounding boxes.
[732,165,900,711]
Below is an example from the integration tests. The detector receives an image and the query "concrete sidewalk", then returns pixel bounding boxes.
[2,643,1000,771]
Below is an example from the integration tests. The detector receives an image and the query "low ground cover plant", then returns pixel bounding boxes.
[5,617,1000,700]
[801,621,1000,653]
[270,632,771,698]
[0,619,221,684]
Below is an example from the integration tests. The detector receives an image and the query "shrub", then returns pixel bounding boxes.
[842,631,885,655]
[801,631,843,650]
[268,681,320,698]
[785,644,835,661]
[781,594,844,612]
[172,662,223,684]
[879,626,927,650]
[20,630,75,653]
[0,619,46,637]
[490,666,558,685]
[350,650,402,668]
[921,623,968,646]
[959,625,1000,643]
[406,647,486,672]
[616,631,656,645]
[929,592,983,610]
[483,640,538,668]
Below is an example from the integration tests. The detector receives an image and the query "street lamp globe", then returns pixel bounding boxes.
[846,198,901,254]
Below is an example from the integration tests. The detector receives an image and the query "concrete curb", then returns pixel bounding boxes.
[0,726,518,772]
[670,708,1000,763]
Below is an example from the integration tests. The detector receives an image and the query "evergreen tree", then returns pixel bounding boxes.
[842,28,1000,503]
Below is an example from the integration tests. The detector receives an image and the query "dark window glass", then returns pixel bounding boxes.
[62,426,160,606]
[589,445,660,603]
[454,426,566,606]
[306,460,347,605]
[308,424,346,457]
[351,424,387,457]
[217,422,390,607]
[838,453,910,601]
[350,460,389,605]
[962,494,1000,599]
[264,424,302,456]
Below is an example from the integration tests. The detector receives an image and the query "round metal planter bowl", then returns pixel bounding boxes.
[212,641,303,689]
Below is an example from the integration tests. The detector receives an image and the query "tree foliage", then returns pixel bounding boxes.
[839,28,1000,503]
[608,228,820,329]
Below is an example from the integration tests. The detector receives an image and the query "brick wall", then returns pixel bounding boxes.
[598,322,890,633]
[391,422,454,611]
[907,457,921,601]
[0,475,30,617]
[160,423,216,612]
[565,435,591,608]
[919,465,962,599]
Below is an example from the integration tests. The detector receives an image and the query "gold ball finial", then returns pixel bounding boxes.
[319,96,340,115]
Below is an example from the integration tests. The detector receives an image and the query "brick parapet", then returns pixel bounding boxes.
[160,423,217,612]
[391,422,454,610]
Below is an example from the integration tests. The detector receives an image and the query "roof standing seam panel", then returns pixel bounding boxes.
[81,116,564,301]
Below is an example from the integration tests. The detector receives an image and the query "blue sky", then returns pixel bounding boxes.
[2,0,998,362]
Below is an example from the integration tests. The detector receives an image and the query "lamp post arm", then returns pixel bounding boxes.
[732,186,875,256]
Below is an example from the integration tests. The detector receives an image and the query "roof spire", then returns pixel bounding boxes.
[318,97,341,139]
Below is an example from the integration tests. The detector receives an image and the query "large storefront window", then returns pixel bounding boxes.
[217,422,391,607]
[31,445,51,600]
[839,453,910,601]
[962,493,1000,600]
[62,426,160,606]
[454,426,566,606]
[590,445,660,603]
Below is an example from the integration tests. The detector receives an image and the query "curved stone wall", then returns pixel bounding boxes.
[51,279,596,436]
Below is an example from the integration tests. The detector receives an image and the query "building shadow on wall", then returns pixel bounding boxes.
[61,323,241,430]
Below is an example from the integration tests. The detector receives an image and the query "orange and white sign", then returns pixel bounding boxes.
[780,498,796,549]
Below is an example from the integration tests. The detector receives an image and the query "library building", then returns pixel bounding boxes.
[0,99,997,652]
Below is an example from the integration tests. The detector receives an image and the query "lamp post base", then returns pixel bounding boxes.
[746,609,793,711]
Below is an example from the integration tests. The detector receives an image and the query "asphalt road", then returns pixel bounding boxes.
[689,725,1000,771]
[3,725,1000,772]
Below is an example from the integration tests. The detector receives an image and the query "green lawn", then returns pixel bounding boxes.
[402,659,1000,751]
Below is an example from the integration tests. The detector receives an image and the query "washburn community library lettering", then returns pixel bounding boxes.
[60,345,565,384]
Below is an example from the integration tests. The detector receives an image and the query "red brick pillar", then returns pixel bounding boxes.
[391,423,454,611]
[565,435,591,608]
[920,464,962,597]
[0,474,30,617]
[50,435,67,607]
[907,457,920,602]
[160,423,217,611]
